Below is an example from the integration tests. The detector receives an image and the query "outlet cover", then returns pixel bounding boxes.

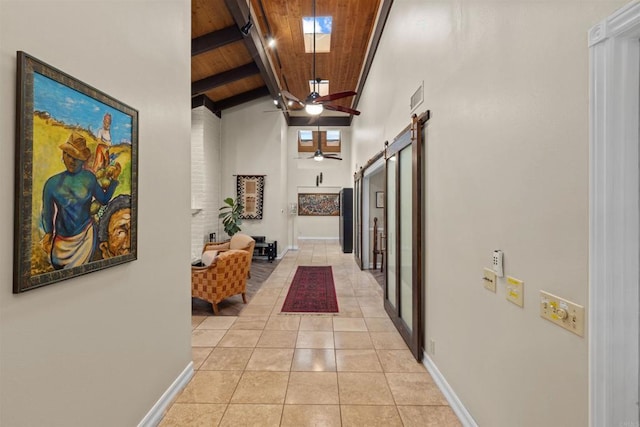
[506,276,524,307]
[483,268,497,292]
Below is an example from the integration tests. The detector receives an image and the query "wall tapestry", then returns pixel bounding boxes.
[237,175,264,219]
[13,51,139,293]
[298,193,340,216]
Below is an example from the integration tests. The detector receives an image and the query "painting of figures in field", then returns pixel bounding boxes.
[14,52,138,292]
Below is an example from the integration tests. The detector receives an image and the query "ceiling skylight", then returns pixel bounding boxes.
[302,16,332,53]
[309,79,329,96]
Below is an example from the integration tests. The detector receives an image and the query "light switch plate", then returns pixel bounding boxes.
[539,291,585,337]
[483,268,497,292]
[506,276,524,307]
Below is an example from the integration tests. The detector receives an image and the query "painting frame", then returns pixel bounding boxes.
[13,51,139,293]
[237,175,264,219]
[298,193,340,216]
[376,191,384,208]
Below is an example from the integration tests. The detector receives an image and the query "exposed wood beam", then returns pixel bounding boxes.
[192,62,260,96]
[353,0,394,110]
[191,26,243,56]
[215,86,270,112]
[224,0,281,100]
[191,94,220,117]
[288,116,351,127]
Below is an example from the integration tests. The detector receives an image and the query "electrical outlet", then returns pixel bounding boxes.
[483,268,497,292]
[506,276,524,307]
[540,291,585,337]
[428,339,436,355]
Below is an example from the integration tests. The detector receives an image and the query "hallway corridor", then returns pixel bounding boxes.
[160,240,461,426]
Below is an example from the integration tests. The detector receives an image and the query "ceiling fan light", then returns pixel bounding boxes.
[305,103,323,115]
[314,152,324,161]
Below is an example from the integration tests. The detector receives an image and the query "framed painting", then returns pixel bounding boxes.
[13,51,139,293]
[237,175,264,219]
[298,193,340,216]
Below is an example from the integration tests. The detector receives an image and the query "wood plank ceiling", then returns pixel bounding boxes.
[191,0,391,126]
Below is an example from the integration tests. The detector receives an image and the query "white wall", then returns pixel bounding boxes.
[351,0,626,425]
[210,104,353,249]
[191,106,221,260]
[287,126,352,242]
[0,1,192,426]
[220,98,289,255]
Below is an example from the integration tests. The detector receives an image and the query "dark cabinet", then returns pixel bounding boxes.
[339,188,353,253]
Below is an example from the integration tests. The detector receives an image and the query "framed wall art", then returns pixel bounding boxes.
[237,175,264,219]
[13,51,139,293]
[298,193,340,216]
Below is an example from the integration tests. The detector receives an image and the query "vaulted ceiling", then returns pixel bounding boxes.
[191,0,392,126]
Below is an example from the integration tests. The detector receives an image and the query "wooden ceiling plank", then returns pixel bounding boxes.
[192,26,243,56]
[192,0,235,38]
[225,0,281,100]
[204,75,266,100]
[192,41,255,82]
[192,62,260,95]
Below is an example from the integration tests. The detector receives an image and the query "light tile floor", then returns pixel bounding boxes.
[161,240,461,426]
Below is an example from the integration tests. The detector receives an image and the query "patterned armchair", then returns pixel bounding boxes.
[191,249,251,314]
[202,233,255,278]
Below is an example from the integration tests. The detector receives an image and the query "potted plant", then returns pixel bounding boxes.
[219,197,244,237]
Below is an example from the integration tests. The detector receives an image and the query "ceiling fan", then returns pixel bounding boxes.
[308,124,342,161]
[281,0,361,117]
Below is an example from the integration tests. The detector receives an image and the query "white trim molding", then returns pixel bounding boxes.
[137,362,194,427]
[423,353,478,427]
[589,2,640,426]
[297,237,340,240]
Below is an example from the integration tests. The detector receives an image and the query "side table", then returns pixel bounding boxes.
[253,240,277,262]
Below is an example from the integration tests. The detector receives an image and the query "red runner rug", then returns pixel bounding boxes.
[281,266,339,313]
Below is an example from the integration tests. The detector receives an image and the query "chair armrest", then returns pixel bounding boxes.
[203,242,230,252]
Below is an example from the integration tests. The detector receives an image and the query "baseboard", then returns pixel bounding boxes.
[137,361,194,427]
[276,247,289,259]
[422,352,477,427]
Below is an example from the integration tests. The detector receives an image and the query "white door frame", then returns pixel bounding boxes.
[589,2,640,425]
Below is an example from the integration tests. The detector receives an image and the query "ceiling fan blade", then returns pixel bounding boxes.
[307,115,320,125]
[323,103,361,116]
[315,91,357,103]
[281,90,303,104]
[289,102,305,110]
[324,155,343,160]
